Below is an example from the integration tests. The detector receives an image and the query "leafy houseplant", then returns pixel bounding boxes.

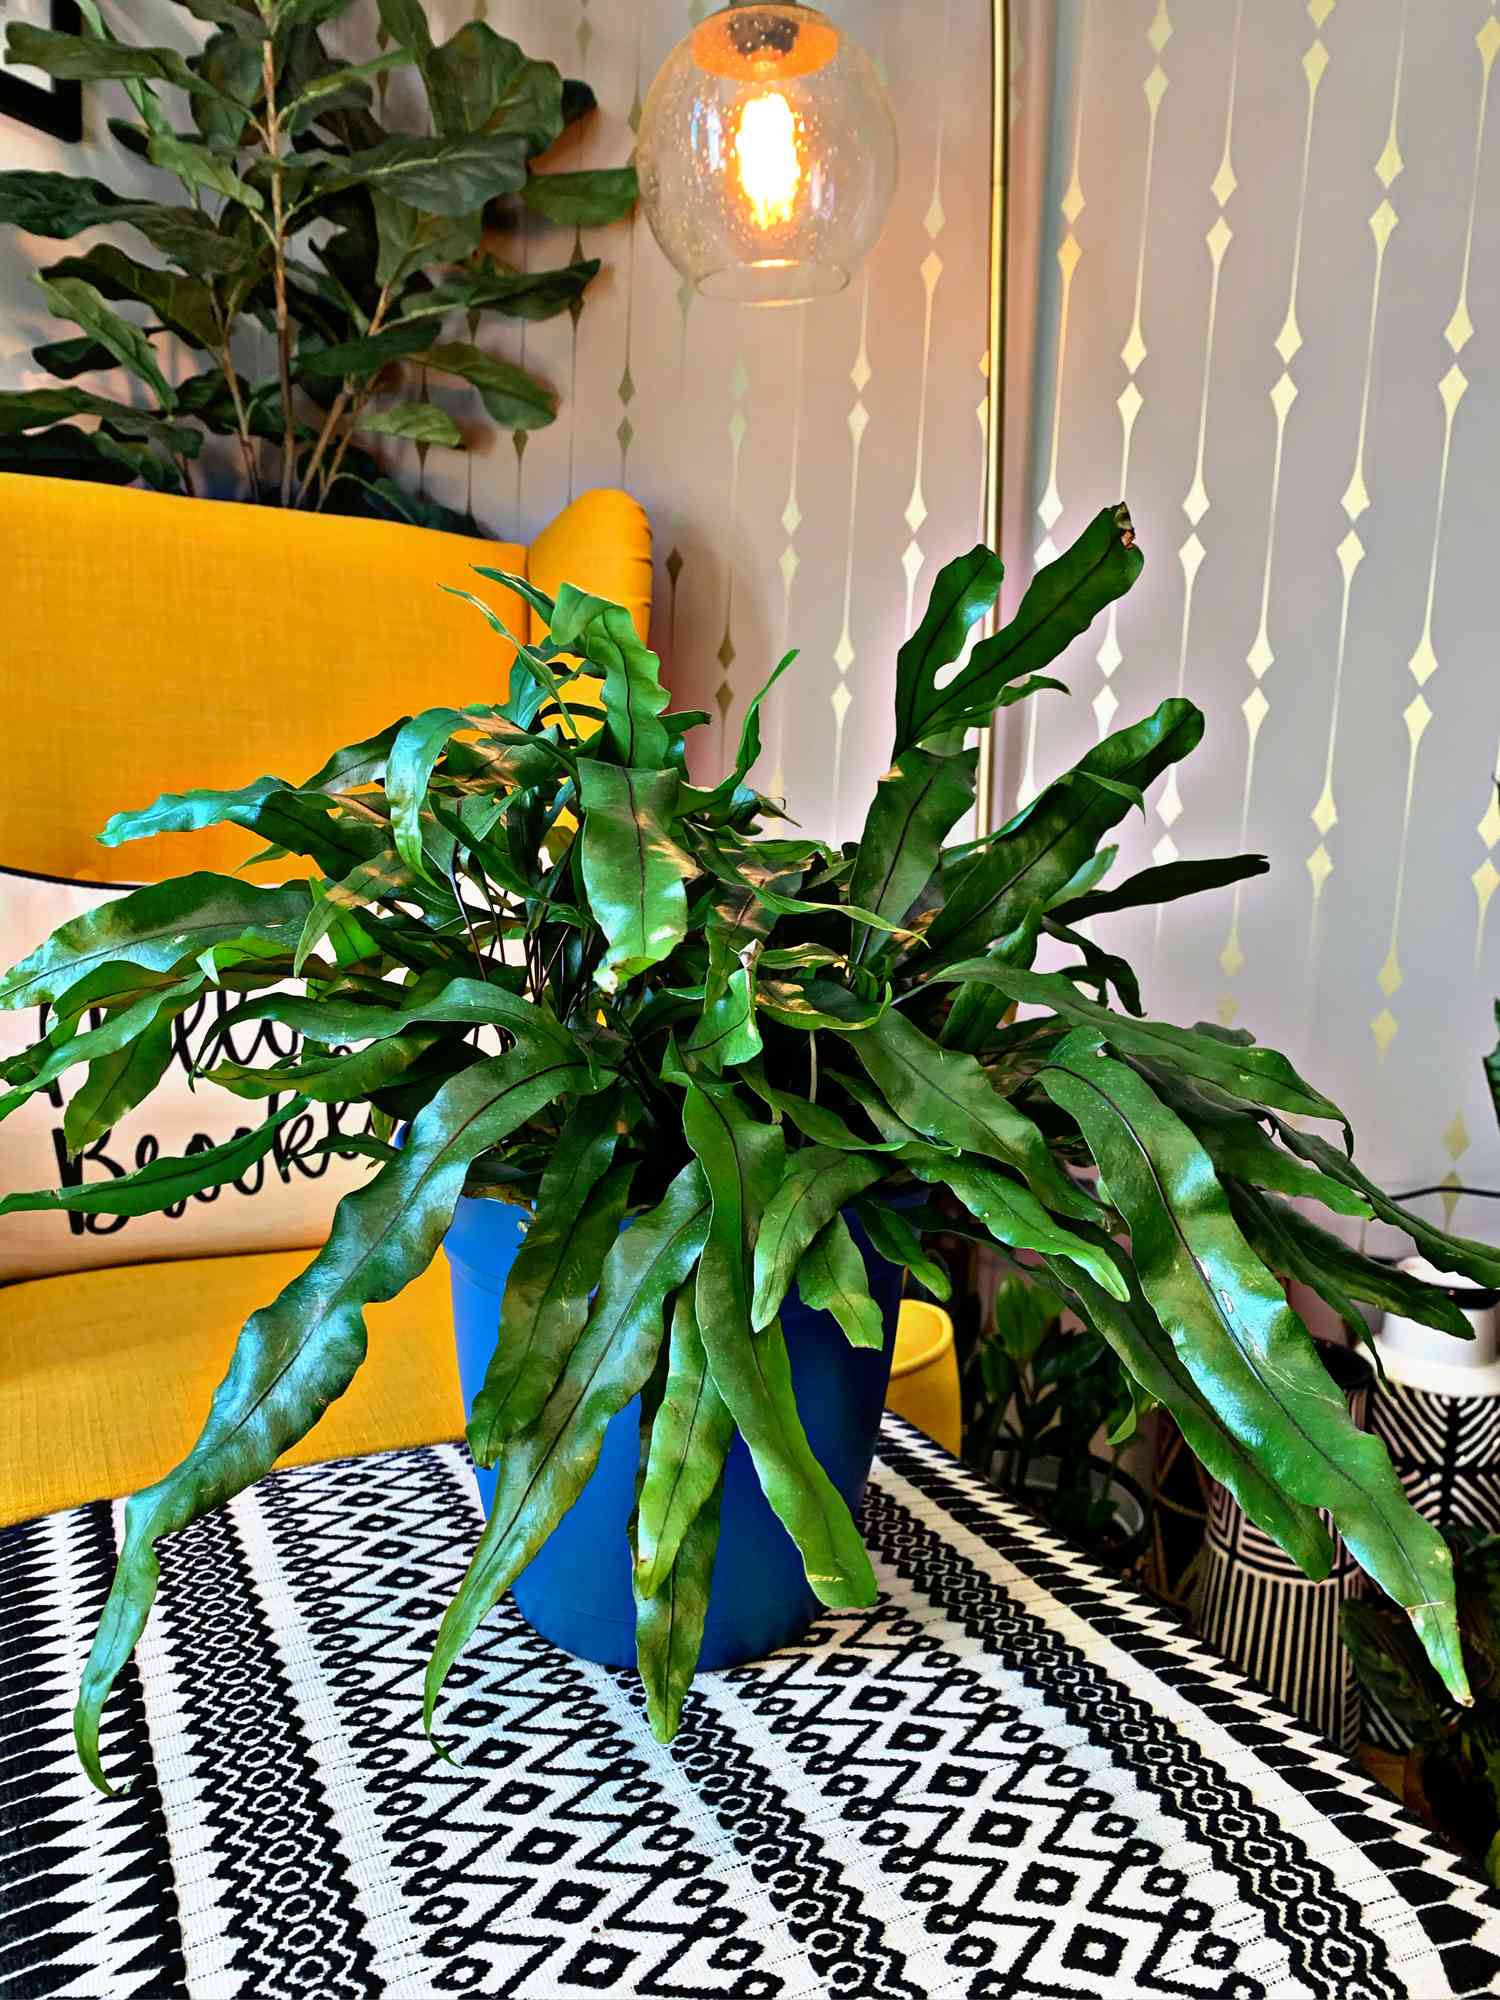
[964,1268,1145,1560]
[4,502,1496,1795]
[1342,1530,1500,1889]
[0,0,635,525]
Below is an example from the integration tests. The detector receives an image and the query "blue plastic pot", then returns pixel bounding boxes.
[444,1193,906,1671]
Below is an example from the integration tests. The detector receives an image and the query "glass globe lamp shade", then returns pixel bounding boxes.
[637,3,898,306]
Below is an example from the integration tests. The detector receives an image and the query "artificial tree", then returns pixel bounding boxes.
[0,0,635,524]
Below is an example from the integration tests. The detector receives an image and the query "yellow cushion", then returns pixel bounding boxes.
[886,1300,963,1456]
[0,1249,464,1527]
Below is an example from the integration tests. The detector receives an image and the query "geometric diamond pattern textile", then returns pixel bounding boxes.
[4,1419,1499,1999]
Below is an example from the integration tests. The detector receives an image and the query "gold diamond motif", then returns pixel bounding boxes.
[924,190,945,240]
[1440,362,1469,417]
[1371,1008,1398,1057]
[1311,782,1337,836]
[830,680,851,725]
[904,489,927,536]
[1445,1115,1471,1161]
[1217,993,1240,1027]
[781,493,801,537]
[1153,833,1179,867]
[1480,14,1500,67]
[1303,39,1329,90]
[1148,1,1173,54]
[850,346,871,394]
[1370,198,1398,251]
[1211,155,1237,208]
[1341,467,1370,522]
[1270,370,1299,421]
[1473,856,1500,918]
[1096,621,1123,679]
[1057,234,1081,286]
[1243,685,1270,736]
[1158,770,1183,828]
[833,631,854,675]
[847,401,868,445]
[1219,929,1245,978]
[1337,529,1365,583]
[1144,64,1168,114]
[1307,0,1335,25]
[1182,477,1209,527]
[1118,380,1144,431]
[1206,216,1233,265]
[778,545,799,590]
[901,540,925,595]
[1093,684,1119,732]
[1408,634,1438,687]
[920,250,943,297]
[1478,786,1500,848]
[1375,131,1403,188]
[1446,299,1475,355]
[1247,631,1274,679]
[1306,844,1333,895]
[1061,172,1085,226]
[1121,324,1147,375]
[1378,947,1402,998]
[1405,691,1433,743]
[727,408,746,452]
[1038,481,1063,532]
[1179,533,1205,584]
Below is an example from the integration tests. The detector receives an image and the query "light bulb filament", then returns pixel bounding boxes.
[734,91,802,230]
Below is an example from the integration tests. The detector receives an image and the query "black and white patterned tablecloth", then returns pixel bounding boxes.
[5,1418,1500,2000]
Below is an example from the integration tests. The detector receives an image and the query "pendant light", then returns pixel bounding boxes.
[637,3,898,306]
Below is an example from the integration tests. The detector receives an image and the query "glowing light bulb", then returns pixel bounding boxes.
[734,90,803,231]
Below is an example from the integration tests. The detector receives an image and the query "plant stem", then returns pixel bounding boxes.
[300,283,393,510]
[262,39,297,508]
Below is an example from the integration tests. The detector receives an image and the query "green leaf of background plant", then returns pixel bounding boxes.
[33,276,176,406]
[522,166,637,227]
[898,1144,1128,1300]
[146,132,263,211]
[683,1078,875,1608]
[403,256,599,324]
[421,20,562,151]
[1038,1033,1469,1704]
[634,1288,735,1598]
[578,763,693,987]
[797,1214,886,1350]
[77,1039,594,1793]
[6,23,224,97]
[415,341,555,427]
[2,1097,305,1222]
[467,1094,630,1457]
[0,386,199,454]
[321,131,532,213]
[425,1161,710,1737]
[204,1030,444,1106]
[44,244,221,349]
[751,1146,884,1329]
[0,874,311,1015]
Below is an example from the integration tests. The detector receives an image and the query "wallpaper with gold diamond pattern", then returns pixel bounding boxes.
[1004,0,1500,1209]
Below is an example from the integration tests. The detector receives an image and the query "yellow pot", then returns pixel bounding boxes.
[885,1299,962,1456]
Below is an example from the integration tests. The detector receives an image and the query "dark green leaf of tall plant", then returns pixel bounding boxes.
[467,1093,631,1458]
[892,545,1005,759]
[751,1145,884,1329]
[425,1162,711,1736]
[578,764,693,988]
[1038,1032,1469,1703]
[3,1098,306,1222]
[849,747,977,963]
[6,23,223,97]
[1042,1244,1333,1578]
[414,341,555,427]
[0,875,311,1015]
[422,20,562,151]
[633,1464,722,1745]
[1051,852,1270,925]
[683,1077,875,1608]
[44,244,221,349]
[897,1144,1127,1299]
[852,1195,952,1301]
[836,1004,1097,1219]
[797,1214,885,1350]
[635,1288,736,1597]
[925,699,1203,963]
[33,276,175,406]
[320,131,532,213]
[77,1029,597,1792]
[934,963,1350,1135]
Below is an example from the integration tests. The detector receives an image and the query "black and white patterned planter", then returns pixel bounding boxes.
[1194,1341,1372,1752]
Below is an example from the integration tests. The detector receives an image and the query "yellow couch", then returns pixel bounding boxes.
[0,473,652,1526]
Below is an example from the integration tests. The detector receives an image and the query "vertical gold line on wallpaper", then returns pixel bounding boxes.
[770,306,809,806]
[1019,0,1089,811]
[898,0,953,641]
[1092,0,1170,744]
[831,274,873,842]
[1465,11,1500,968]
[973,0,1010,841]
[564,0,594,506]
[1373,7,1499,1063]
[1151,0,1242,961]
[1304,3,1406,982]
[716,351,750,741]
[1217,1,1332,1027]
[615,11,645,486]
